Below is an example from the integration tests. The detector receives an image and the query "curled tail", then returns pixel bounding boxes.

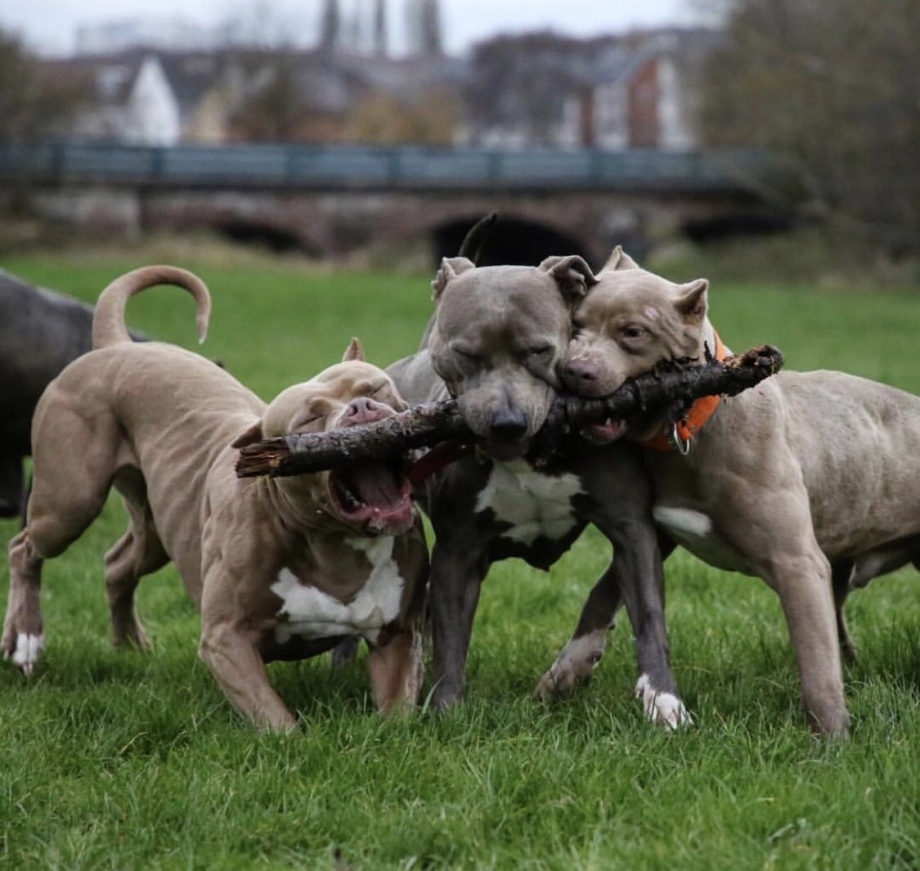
[92,265,211,350]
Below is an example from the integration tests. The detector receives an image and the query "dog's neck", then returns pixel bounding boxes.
[640,320,727,453]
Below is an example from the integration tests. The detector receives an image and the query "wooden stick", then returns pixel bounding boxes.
[235,344,783,478]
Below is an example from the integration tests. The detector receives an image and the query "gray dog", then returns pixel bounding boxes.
[388,254,689,726]
[561,247,920,737]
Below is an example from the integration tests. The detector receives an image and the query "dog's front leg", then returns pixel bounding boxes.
[428,539,486,709]
[198,617,296,733]
[614,531,690,730]
[3,530,45,674]
[767,549,850,738]
[367,627,424,714]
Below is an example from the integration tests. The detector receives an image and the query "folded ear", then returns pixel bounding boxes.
[231,420,264,449]
[674,278,709,324]
[538,255,598,305]
[602,246,641,272]
[342,337,364,362]
[432,256,476,301]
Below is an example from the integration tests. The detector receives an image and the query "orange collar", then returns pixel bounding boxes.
[642,330,727,453]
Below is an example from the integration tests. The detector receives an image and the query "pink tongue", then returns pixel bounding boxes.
[587,419,627,443]
[350,465,404,509]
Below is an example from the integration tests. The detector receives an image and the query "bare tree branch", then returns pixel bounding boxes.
[236,345,783,478]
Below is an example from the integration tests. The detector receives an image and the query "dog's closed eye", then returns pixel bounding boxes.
[454,346,482,364]
[521,345,553,362]
[292,412,323,430]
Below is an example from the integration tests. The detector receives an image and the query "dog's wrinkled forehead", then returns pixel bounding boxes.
[434,265,574,337]
[582,268,688,323]
[262,362,401,436]
[307,360,395,396]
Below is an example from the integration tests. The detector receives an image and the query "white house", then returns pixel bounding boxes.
[122,55,182,145]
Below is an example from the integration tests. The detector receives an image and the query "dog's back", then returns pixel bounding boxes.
[29,267,264,592]
[776,370,920,553]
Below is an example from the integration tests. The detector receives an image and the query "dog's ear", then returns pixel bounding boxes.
[342,337,365,362]
[674,278,709,324]
[432,257,476,301]
[231,420,264,449]
[602,246,641,272]
[539,255,598,304]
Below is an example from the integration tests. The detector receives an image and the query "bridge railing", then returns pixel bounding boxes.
[0,142,767,193]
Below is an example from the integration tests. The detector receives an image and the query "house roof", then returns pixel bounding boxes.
[41,48,228,115]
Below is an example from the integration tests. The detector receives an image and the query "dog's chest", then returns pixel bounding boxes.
[653,505,755,575]
[271,536,404,644]
[475,459,583,546]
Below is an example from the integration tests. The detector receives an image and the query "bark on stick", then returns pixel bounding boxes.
[235,344,783,478]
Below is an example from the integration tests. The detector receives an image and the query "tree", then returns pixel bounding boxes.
[344,86,458,145]
[700,0,920,257]
[229,56,312,142]
[419,0,442,57]
[0,28,88,143]
[463,33,583,146]
[319,0,341,52]
[373,0,388,57]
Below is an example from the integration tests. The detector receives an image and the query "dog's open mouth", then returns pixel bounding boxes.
[582,418,629,445]
[329,463,415,535]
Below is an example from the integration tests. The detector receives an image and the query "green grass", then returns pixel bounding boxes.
[3,240,920,869]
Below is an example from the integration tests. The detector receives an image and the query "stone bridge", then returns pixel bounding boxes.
[1,143,783,269]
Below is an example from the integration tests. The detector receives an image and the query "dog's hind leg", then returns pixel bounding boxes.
[105,473,169,650]
[3,529,46,673]
[103,524,168,650]
[536,556,621,701]
[831,560,857,663]
[3,407,123,672]
[330,636,360,667]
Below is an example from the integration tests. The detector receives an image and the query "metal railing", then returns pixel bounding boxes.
[0,142,766,193]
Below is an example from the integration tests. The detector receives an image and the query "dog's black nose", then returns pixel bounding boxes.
[489,408,528,441]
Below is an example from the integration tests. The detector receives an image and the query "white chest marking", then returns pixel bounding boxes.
[653,505,753,575]
[475,459,583,546]
[271,536,404,644]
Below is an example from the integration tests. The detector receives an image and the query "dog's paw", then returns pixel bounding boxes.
[3,632,44,675]
[635,674,692,730]
[536,631,606,701]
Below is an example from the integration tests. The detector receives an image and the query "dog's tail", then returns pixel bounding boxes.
[92,265,211,350]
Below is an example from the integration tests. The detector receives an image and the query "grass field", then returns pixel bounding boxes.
[3,239,920,869]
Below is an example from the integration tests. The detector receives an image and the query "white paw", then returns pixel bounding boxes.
[6,633,44,675]
[635,674,692,730]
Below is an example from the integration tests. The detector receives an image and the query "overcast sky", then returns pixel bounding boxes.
[0,0,705,57]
